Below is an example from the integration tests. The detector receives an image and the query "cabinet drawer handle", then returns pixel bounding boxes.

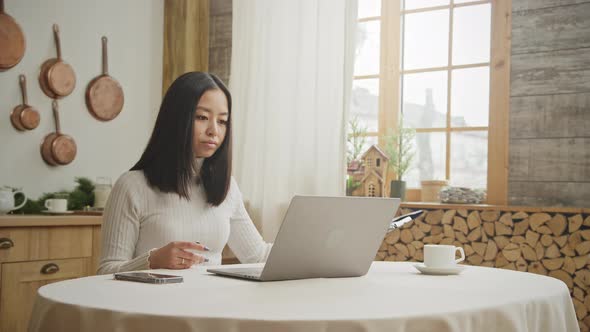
[41,263,60,275]
[0,238,14,249]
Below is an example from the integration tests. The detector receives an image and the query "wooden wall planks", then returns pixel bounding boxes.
[210,0,232,15]
[511,48,590,96]
[512,2,590,54]
[512,0,590,12]
[510,93,590,139]
[510,138,590,182]
[509,1,590,207]
[509,181,590,207]
[209,0,232,85]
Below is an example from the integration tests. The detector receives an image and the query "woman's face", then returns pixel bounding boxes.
[193,89,229,158]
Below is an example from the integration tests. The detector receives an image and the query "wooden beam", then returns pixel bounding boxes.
[445,2,455,181]
[487,0,512,205]
[380,0,401,196]
[162,0,210,95]
[378,0,400,147]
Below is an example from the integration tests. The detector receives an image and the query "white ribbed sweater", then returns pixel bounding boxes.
[97,170,272,274]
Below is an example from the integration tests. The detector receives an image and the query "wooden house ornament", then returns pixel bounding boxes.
[348,144,389,197]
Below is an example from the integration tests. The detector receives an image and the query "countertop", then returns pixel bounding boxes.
[0,215,102,227]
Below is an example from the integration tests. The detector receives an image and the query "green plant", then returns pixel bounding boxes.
[12,177,95,214]
[382,123,416,181]
[346,115,368,164]
[68,177,95,210]
[346,176,361,196]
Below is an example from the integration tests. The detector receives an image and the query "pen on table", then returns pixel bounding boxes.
[388,210,423,230]
[389,216,412,230]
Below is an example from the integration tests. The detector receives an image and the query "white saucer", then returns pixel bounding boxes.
[414,263,465,275]
[42,210,74,214]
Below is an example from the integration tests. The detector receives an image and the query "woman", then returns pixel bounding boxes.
[98,72,271,274]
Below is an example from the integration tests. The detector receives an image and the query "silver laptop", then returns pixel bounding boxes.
[207,195,400,281]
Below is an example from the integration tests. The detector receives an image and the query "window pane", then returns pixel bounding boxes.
[358,0,381,18]
[450,131,487,188]
[404,132,446,188]
[450,67,489,127]
[403,10,449,70]
[351,79,379,132]
[402,71,447,128]
[452,4,491,65]
[355,21,380,76]
[349,135,379,163]
[346,134,378,165]
[362,136,379,152]
[404,0,449,10]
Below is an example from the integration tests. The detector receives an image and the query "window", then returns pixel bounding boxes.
[366,157,373,168]
[349,0,509,203]
[376,158,381,167]
[402,2,490,189]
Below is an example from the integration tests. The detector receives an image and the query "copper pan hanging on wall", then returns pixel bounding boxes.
[41,100,77,166]
[10,75,40,131]
[39,24,76,98]
[40,101,59,166]
[86,36,124,121]
[0,0,26,71]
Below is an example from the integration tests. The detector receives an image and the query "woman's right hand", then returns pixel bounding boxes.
[148,241,210,269]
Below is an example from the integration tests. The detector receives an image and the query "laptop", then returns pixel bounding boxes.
[207,195,400,281]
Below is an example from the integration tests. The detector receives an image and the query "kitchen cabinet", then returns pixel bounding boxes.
[0,216,102,332]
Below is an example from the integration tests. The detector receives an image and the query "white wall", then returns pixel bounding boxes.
[0,0,163,199]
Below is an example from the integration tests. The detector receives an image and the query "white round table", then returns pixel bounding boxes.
[29,262,579,332]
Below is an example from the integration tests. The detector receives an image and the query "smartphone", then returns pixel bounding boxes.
[113,272,183,284]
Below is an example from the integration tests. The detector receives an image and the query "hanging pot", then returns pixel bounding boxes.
[41,100,77,166]
[39,24,76,98]
[86,36,124,121]
[40,107,59,166]
[10,75,40,131]
[0,0,25,71]
[10,104,26,131]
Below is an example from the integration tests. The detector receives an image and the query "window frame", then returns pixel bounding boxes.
[352,0,510,204]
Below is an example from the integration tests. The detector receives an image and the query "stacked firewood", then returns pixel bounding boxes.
[376,208,590,331]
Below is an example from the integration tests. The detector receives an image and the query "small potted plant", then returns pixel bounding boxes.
[382,123,415,200]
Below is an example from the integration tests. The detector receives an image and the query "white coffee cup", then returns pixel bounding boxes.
[424,244,465,268]
[45,198,68,212]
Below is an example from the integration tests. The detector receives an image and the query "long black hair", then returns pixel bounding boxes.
[131,72,232,206]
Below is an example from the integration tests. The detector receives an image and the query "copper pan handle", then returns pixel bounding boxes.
[53,24,62,60]
[52,100,61,134]
[102,36,109,75]
[0,0,5,13]
[19,75,28,105]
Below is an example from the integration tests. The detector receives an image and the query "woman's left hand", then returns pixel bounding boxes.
[148,241,209,269]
